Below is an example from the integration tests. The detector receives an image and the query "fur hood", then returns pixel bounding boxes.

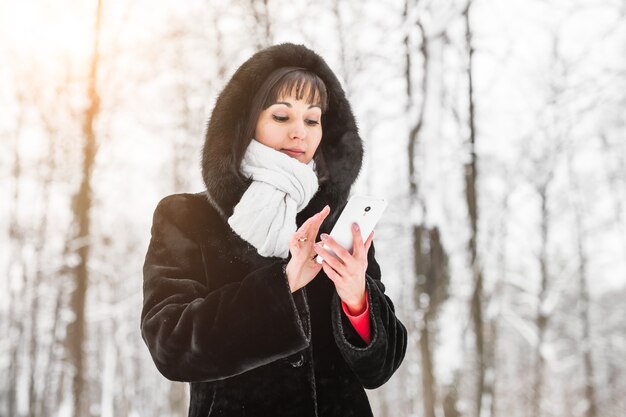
[201,43,363,225]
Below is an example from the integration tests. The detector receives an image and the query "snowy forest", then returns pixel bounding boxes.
[1,0,625,416]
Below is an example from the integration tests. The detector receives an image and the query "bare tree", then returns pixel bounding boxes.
[531,171,554,417]
[66,1,103,416]
[527,30,570,417]
[248,0,273,49]
[566,148,598,417]
[331,0,362,97]
[598,132,626,260]
[26,96,63,417]
[461,1,491,416]
[4,85,27,417]
[403,1,452,416]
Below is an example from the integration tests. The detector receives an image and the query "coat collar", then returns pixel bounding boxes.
[201,43,363,229]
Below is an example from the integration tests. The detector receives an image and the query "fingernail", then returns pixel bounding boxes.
[353,222,359,231]
[320,233,329,240]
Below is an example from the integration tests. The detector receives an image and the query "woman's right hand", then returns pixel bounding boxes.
[285,205,331,292]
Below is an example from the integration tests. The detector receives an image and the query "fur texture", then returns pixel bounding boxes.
[141,43,407,417]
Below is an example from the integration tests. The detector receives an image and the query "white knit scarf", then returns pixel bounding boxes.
[228,139,319,258]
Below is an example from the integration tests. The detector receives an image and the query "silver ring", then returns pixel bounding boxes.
[298,236,308,242]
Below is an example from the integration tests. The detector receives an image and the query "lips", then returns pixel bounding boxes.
[282,149,304,157]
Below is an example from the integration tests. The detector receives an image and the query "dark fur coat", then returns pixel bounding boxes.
[141,43,407,417]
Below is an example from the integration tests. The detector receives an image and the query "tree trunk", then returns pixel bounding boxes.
[5,91,27,417]
[442,372,462,417]
[486,318,497,417]
[413,225,450,417]
[66,1,102,416]
[463,2,489,416]
[567,132,598,417]
[489,190,512,417]
[26,218,45,417]
[404,2,454,416]
[575,213,597,417]
[27,111,60,417]
[169,383,188,417]
[39,287,64,417]
[419,324,436,417]
[332,0,351,95]
[403,2,440,416]
[532,181,551,417]
[598,133,626,262]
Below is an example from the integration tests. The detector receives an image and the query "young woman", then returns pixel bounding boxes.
[141,43,407,417]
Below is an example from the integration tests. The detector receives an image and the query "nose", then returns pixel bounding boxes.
[289,119,307,140]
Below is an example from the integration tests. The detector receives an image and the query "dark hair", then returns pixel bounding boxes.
[234,67,330,184]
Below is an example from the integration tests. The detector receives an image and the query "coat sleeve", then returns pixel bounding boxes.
[140,195,310,383]
[330,241,408,389]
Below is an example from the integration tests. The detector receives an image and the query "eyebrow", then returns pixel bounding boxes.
[275,101,321,110]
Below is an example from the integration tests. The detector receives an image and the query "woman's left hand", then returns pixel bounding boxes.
[314,223,374,315]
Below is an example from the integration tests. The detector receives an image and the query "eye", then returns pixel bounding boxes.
[305,119,320,126]
[272,115,288,122]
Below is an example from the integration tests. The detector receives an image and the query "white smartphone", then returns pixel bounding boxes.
[316,195,387,264]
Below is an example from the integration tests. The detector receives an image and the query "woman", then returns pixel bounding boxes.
[141,43,407,417]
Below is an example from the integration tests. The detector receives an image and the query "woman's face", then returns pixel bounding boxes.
[254,90,323,164]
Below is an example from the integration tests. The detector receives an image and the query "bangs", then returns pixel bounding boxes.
[262,70,328,113]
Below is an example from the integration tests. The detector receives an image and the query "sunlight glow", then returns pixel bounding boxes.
[1,1,95,63]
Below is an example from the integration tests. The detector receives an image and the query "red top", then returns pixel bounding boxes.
[340,290,371,345]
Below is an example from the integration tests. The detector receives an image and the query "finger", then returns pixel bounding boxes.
[320,234,352,265]
[306,255,324,271]
[314,205,330,227]
[351,223,364,257]
[314,242,346,273]
[299,212,321,231]
[290,224,309,244]
[321,260,341,284]
[364,231,374,254]
[294,215,322,243]
[298,206,329,235]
